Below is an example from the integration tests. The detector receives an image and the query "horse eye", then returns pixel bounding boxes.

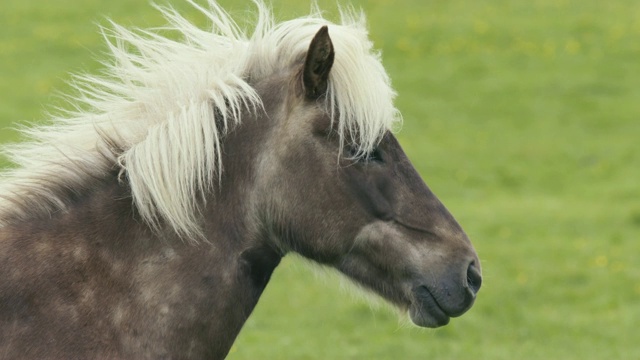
[366,147,384,163]
[345,145,359,159]
[345,146,384,164]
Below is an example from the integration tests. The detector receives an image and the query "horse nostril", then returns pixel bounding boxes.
[466,261,482,296]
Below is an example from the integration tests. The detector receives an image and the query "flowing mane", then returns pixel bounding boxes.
[0,3,481,356]
[0,0,400,238]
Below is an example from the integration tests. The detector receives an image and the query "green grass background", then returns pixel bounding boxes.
[1,0,639,358]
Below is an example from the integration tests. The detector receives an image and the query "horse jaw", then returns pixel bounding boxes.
[335,220,480,328]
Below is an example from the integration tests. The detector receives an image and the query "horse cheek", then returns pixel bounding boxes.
[343,166,396,222]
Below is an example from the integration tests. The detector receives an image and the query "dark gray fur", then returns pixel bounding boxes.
[0,28,481,359]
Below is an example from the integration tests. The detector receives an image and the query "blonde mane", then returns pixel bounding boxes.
[0,0,400,239]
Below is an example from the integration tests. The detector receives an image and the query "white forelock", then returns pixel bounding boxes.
[0,0,400,239]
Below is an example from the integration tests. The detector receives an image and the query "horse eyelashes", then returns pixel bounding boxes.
[367,147,384,163]
[345,145,384,164]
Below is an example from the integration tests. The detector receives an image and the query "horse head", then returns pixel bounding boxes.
[253,26,481,327]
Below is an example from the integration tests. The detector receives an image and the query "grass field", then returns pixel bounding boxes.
[1,0,639,359]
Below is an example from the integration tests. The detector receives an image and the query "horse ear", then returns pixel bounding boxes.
[303,26,335,100]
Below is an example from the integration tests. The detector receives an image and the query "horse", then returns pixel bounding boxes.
[0,1,481,358]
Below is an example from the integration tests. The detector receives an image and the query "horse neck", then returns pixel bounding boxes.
[127,104,283,356]
[0,109,282,358]
[163,102,284,357]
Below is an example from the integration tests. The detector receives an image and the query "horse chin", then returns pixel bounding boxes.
[408,286,451,328]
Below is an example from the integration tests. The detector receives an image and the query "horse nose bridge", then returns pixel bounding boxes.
[394,181,469,244]
[423,216,478,265]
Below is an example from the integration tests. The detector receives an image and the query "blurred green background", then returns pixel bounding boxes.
[1,0,638,359]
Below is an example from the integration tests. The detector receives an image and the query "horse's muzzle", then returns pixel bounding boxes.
[409,259,482,328]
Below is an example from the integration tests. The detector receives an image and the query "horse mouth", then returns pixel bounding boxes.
[409,286,450,328]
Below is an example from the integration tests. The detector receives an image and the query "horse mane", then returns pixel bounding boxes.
[0,0,400,239]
